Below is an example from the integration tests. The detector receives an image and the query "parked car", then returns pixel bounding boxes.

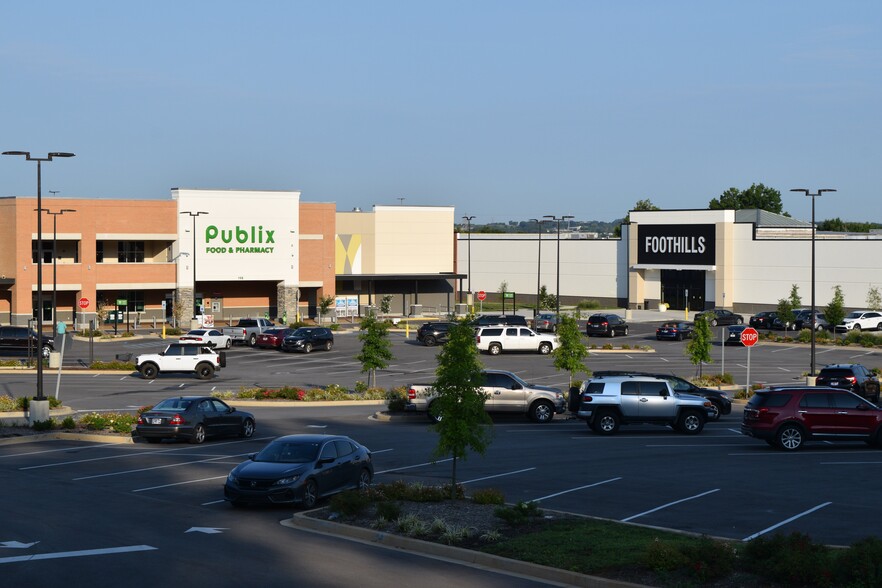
[474,326,558,355]
[136,396,255,444]
[741,386,882,450]
[532,313,560,333]
[592,371,732,421]
[179,329,232,349]
[585,314,629,337]
[223,434,373,508]
[255,328,293,350]
[793,310,830,332]
[724,325,748,345]
[0,326,54,359]
[471,314,529,327]
[815,364,881,403]
[655,321,693,341]
[834,311,882,333]
[221,317,275,346]
[416,322,453,346]
[749,311,783,330]
[135,343,225,380]
[280,327,334,353]
[696,309,744,327]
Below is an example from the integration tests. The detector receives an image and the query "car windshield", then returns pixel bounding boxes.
[152,398,193,411]
[255,441,320,463]
[187,330,206,336]
[290,328,312,337]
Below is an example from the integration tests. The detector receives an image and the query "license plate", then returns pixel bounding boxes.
[830,380,839,386]
[150,418,162,425]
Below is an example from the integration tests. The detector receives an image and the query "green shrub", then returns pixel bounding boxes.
[471,487,505,505]
[602,343,613,350]
[576,299,601,310]
[644,538,690,572]
[354,380,368,393]
[494,501,542,525]
[620,343,631,350]
[743,532,834,586]
[693,373,734,386]
[329,490,372,518]
[15,396,62,410]
[834,536,882,586]
[120,331,135,338]
[682,537,736,583]
[375,501,401,521]
[386,387,407,412]
[78,328,103,337]
[368,481,463,503]
[60,416,77,429]
[89,360,136,370]
[32,418,56,431]
[79,411,138,433]
[0,395,17,412]
[329,323,340,331]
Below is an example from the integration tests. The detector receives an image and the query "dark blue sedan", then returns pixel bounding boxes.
[656,321,694,341]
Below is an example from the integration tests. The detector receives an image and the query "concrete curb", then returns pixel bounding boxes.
[283,512,647,588]
[0,406,76,427]
[0,431,135,445]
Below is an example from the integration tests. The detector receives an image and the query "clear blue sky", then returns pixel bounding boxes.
[2,1,879,224]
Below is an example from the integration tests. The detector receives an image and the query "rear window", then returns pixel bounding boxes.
[153,398,193,411]
[747,392,793,409]
[588,315,607,323]
[583,382,605,394]
[818,369,853,378]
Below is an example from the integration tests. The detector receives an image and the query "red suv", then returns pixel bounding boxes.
[741,387,882,450]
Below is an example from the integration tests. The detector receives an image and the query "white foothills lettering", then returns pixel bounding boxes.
[644,236,706,255]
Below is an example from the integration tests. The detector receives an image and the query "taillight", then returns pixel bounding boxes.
[169,414,184,425]
[581,395,593,402]
[846,376,857,384]
[602,321,609,327]
[476,335,481,343]
[137,415,144,424]
[407,388,416,400]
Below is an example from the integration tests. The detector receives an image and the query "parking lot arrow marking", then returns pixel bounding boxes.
[185,527,228,534]
[1,541,38,549]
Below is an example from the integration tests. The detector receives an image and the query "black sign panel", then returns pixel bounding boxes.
[637,224,715,266]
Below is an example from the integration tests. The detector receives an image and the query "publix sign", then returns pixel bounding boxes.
[204,224,276,254]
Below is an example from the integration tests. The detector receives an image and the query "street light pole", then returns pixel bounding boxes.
[462,216,475,304]
[41,208,77,332]
[544,215,574,318]
[180,211,209,321]
[3,151,75,401]
[529,218,547,317]
[790,188,836,378]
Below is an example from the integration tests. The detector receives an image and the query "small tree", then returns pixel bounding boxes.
[551,313,589,388]
[788,284,802,310]
[539,285,557,310]
[825,285,846,336]
[380,294,393,315]
[318,295,335,324]
[867,286,882,312]
[686,316,713,377]
[776,298,795,333]
[356,313,393,388]
[431,319,491,498]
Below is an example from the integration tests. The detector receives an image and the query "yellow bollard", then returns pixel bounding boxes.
[406,321,410,338]
[161,323,166,339]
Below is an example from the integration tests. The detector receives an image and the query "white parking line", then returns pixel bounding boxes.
[531,477,621,503]
[375,457,453,475]
[0,545,157,564]
[73,452,253,480]
[621,489,720,522]
[461,468,536,485]
[742,502,832,541]
[202,499,226,506]
[0,442,122,459]
[820,460,882,465]
[777,367,791,372]
[133,475,228,492]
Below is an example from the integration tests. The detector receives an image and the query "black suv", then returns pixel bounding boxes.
[815,364,880,403]
[416,322,452,346]
[280,327,334,353]
[471,315,528,327]
[589,370,732,420]
[0,326,55,359]
[585,314,629,337]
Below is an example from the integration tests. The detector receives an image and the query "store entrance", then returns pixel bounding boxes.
[660,270,705,311]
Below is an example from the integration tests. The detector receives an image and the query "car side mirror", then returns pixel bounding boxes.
[227,407,234,414]
[512,383,522,390]
[317,457,334,467]
[659,390,669,397]
[248,453,256,461]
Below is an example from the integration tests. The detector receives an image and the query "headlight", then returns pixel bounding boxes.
[273,475,300,486]
[227,472,237,483]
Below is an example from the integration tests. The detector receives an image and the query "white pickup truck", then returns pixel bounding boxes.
[405,369,566,423]
[136,343,225,380]
[221,318,275,346]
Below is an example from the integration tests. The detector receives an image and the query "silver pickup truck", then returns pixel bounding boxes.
[405,369,566,423]
[221,318,275,346]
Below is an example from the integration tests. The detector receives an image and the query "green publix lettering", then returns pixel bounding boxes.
[205,224,276,245]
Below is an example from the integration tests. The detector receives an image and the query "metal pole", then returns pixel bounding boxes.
[180,211,209,321]
[462,216,475,305]
[530,219,543,316]
[544,215,573,319]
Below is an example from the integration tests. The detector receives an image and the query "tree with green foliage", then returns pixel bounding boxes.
[686,316,713,377]
[788,284,802,310]
[380,294,393,315]
[539,285,556,310]
[777,298,795,332]
[817,218,882,233]
[614,198,660,238]
[551,313,590,388]
[708,183,787,215]
[356,313,393,388]
[318,295,335,324]
[825,285,846,337]
[430,319,491,498]
[867,286,881,312]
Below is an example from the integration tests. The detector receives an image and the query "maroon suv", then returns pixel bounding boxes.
[741,387,882,451]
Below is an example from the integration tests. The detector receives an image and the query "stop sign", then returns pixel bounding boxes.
[78,297,90,310]
[477,290,486,302]
[740,327,759,347]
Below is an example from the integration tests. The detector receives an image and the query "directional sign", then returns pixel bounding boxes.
[78,297,90,309]
[740,327,759,347]
[477,290,486,301]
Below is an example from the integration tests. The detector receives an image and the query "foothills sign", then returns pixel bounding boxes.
[637,224,716,266]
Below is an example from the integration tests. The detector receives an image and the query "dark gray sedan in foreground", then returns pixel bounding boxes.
[224,434,373,508]
[135,396,255,444]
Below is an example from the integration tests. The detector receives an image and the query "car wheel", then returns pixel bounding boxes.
[488,343,502,355]
[593,410,620,435]
[302,479,319,509]
[677,333,683,341]
[325,340,333,351]
[609,329,616,338]
[196,363,215,380]
[678,409,705,434]
[776,424,804,450]
[239,418,255,438]
[656,336,662,341]
[139,363,158,380]
[623,326,629,336]
[189,424,206,444]
[248,333,258,346]
[711,319,718,327]
[427,402,443,423]
[877,323,882,331]
[737,318,743,325]
[707,402,722,421]
[145,437,162,444]
[41,345,52,359]
[358,469,372,491]
[303,342,312,353]
[538,342,552,355]
[424,335,437,347]
[529,400,554,423]
[854,324,862,332]
[225,339,232,349]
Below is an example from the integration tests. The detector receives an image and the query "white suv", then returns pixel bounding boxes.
[136,343,225,380]
[835,311,882,332]
[475,326,558,355]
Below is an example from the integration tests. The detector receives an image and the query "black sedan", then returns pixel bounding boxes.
[224,434,373,508]
[724,325,748,345]
[280,327,334,353]
[749,311,781,330]
[656,321,693,341]
[416,322,452,346]
[585,314,629,337]
[136,396,255,444]
[697,309,744,327]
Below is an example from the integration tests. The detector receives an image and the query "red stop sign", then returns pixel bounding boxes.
[477,290,486,301]
[740,327,759,347]
[78,297,90,309]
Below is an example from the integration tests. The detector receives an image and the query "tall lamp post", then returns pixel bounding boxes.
[790,188,836,378]
[41,208,77,331]
[462,215,475,303]
[529,218,548,317]
[180,211,209,321]
[544,215,574,318]
[2,151,75,401]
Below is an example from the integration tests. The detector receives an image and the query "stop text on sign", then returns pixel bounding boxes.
[741,327,759,347]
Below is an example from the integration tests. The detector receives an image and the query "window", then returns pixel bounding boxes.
[621,382,639,396]
[165,346,183,357]
[120,291,145,312]
[831,393,865,410]
[800,393,830,409]
[210,400,229,412]
[334,440,354,457]
[31,241,55,264]
[118,241,145,263]
[319,442,338,461]
[506,328,518,336]
[640,381,668,396]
